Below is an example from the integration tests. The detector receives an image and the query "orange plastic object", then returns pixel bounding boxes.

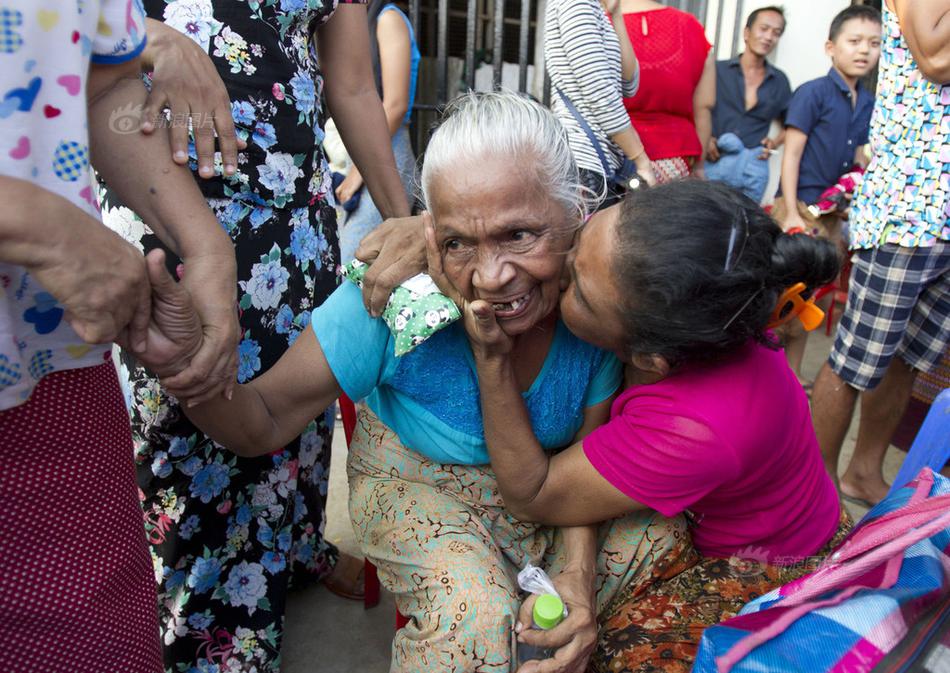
[767,282,826,331]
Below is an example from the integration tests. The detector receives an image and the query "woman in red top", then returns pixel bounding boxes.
[621,0,716,183]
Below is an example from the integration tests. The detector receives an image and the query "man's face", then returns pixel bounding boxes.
[744,10,785,58]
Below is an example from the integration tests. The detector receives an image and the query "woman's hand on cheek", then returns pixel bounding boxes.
[515,568,598,673]
[424,213,512,360]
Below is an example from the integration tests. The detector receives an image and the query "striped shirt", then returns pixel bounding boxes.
[544,0,639,176]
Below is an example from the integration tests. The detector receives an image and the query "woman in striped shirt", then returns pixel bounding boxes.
[545,0,656,208]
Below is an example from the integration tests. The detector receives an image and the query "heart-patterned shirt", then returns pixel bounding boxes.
[0,0,146,410]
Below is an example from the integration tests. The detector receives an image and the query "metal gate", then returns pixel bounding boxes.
[399,0,736,151]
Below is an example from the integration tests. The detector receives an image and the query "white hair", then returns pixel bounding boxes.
[420,90,591,225]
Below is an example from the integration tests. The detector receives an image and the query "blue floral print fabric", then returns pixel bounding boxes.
[98,1,365,671]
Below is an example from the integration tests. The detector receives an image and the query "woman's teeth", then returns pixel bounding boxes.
[492,292,530,312]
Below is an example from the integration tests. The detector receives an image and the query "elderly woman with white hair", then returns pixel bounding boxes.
[131,91,690,673]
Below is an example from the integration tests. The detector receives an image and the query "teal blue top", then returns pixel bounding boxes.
[312,282,622,465]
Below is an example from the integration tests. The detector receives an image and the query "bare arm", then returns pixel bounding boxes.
[183,327,343,456]
[88,58,239,402]
[692,51,717,175]
[139,17,243,178]
[780,127,809,232]
[318,5,411,220]
[609,126,655,185]
[335,9,413,204]
[0,176,151,347]
[377,10,413,136]
[475,354,642,525]
[893,0,950,84]
[604,1,639,87]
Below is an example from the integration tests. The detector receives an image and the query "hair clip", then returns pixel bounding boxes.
[766,282,825,331]
[723,210,750,272]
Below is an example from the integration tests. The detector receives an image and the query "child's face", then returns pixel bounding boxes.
[826,18,882,80]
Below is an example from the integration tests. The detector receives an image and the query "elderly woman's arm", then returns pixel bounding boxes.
[137,308,344,456]
[474,354,642,526]
[178,328,343,456]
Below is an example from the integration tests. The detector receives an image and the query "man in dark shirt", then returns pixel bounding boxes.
[705,6,792,202]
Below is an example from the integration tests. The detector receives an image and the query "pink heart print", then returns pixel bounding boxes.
[56,74,81,96]
[9,135,29,159]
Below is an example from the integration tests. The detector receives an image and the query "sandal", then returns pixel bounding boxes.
[323,552,365,601]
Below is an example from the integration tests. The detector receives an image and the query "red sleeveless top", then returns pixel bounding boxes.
[623,7,711,161]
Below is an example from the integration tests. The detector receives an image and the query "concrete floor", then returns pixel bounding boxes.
[280,328,907,673]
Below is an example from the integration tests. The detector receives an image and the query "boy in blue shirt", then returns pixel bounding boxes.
[780,5,881,235]
[778,4,882,382]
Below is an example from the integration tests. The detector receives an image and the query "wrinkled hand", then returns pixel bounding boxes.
[32,211,150,349]
[141,18,245,178]
[758,136,778,160]
[423,215,513,360]
[354,214,426,316]
[335,167,364,205]
[706,136,721,163]
[160,252,239,404]
[129,249,203,379]
[515,568,598,673]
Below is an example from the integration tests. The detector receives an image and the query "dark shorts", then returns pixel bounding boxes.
[829,242,950,390]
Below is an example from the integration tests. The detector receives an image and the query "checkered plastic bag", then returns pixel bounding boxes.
[693,467,950,673]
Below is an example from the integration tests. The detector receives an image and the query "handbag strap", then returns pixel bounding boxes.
[828,470,940,564]
[554,86,614,178]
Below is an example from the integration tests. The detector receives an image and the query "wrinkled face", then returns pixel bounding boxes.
[428,155,575,336]
[744,10,785,57]
[827,18,882,80]
[558,204,629,357]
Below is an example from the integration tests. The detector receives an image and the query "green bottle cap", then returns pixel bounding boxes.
[533,594,565,630]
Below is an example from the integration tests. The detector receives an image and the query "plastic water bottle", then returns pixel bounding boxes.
[516,593,565,664]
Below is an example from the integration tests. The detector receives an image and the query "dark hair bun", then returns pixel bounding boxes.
[770,233,840,292]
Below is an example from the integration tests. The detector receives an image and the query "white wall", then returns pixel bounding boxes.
[702,0,851,201]
[707,0,850,88]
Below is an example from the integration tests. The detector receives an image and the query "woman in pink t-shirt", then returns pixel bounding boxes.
[441,180,849,672]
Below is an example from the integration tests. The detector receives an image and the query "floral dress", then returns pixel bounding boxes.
[99,1,364,671]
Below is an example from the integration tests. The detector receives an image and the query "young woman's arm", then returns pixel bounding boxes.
[318,5,411,220]
[87,57,239,404]
[893,0,950,84]
[603,0,639,87]
[779,127,810,233]
[474,353,642,526]
[335,9,413,204]
[692,51,717,178]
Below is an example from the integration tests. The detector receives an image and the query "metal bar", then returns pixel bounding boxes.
[407,0,422,156]
[518,0,530,92]
[542,69,551,107]
[712,0,726,58]
[697,0,709,27]
[731,0,745,57]
[464,0,477,90]
[493,0,505,89]
[437,0,449,104]
[409,0,420,39]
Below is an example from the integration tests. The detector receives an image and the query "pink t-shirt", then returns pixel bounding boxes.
[583,341,839,563]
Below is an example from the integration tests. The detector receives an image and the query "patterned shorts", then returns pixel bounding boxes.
[830,242,950,390]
